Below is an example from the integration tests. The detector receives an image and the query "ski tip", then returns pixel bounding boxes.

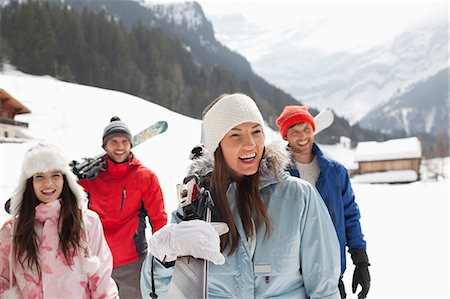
[314,109,334,136]
[158,120,168,133]
[314,109,334,121]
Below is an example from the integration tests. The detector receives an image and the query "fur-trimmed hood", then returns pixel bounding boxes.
[10,143,88,216]
[186,142,290,186]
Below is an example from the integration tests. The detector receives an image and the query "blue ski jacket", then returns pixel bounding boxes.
[141,143,340,299]
[287,143,366,275]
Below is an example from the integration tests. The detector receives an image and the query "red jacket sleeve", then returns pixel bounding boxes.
[141,171,167,232]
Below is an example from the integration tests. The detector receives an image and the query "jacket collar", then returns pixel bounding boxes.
[35,199,61,223]
[104,152,139,177]
[187,142,290,189]
[312,142,324,157]
[288,142,324,164]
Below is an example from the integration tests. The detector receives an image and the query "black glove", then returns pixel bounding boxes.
[350,249,371,299]
[338,277,346,299]
[4,198,11,214]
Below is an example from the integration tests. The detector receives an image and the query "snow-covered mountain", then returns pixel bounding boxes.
[250,21,447,126]
[140,1,207,32]
[139,1,448,141]
[359,68,448,136]
[62,0,254,75]
[6,0,448,145]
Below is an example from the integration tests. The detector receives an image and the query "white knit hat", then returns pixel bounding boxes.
[9,143,88,215]
[202,93,265,153]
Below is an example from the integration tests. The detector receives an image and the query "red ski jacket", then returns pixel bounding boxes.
[79,154,167,268]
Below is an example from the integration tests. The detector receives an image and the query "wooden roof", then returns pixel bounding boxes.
[0,89,31,114]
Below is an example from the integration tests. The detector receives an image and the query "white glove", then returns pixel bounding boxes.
[149,220,226,265]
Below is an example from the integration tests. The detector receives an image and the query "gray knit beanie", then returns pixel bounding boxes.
[102,116,132,148]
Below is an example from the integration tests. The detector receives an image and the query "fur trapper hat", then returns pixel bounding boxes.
[9,143,88,215]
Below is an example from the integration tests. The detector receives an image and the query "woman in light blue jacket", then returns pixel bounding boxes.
[141,93,341,299]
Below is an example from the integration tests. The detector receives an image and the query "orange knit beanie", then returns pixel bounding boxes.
[276,106,315,140]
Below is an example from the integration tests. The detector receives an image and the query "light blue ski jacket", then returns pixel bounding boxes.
[141,143,341,299]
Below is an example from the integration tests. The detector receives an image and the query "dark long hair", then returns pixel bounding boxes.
[13,175,83,273]
[211,147,272,255]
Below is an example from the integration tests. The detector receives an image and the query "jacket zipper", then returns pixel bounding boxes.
[120,187,126,211]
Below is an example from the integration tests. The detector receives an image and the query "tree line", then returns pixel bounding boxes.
[0,0,248,119]
[4,0,442,156]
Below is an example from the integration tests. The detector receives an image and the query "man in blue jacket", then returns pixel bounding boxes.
[276,106,370,299]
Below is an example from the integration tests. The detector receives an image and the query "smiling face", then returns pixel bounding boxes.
[104,136,131,163]
[219,122,265,180]
[32,170,64,203]
[285,122,315,163]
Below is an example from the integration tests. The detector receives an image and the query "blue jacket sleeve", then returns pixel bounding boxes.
[299,183,341,299]
[337,165,366,250]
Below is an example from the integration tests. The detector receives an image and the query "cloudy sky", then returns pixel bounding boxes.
[197,1,447,58]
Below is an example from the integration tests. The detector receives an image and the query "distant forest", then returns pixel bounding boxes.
[0,1,394,147]
[0,1,251,118]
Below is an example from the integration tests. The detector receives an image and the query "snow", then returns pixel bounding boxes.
[352,170,418,184]
[354,137,422,162]
[320,141,359,171]
[0,68,448,299]
[141,1,204,31]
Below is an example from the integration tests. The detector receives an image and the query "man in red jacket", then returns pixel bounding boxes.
[79,116,167,299]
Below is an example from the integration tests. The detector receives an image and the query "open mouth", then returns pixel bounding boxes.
[297,140,309,146]
[41,189,56,196]
[239,152,256,161]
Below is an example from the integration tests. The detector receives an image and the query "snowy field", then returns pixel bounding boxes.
[1,68,448,298]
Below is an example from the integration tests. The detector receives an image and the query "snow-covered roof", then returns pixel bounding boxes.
[352,170,418,183]
[354,137,422,162]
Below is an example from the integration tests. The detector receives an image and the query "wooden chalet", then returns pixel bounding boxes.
[354,137,422,182]
[0,89,31,138]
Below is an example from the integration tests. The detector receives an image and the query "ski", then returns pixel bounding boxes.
[168,175,213,299]
[71,120,168,179]
[314,109,334,135]
[131,120,168,146]
[168,255,208,299]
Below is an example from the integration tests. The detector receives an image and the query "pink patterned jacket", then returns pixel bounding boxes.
[0,200,119,298]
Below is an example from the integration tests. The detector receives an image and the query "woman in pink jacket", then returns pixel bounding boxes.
[0,143,118,299]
